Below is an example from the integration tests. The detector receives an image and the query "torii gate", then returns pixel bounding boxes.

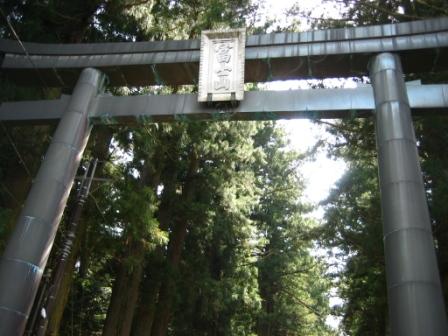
[1,17,448,335]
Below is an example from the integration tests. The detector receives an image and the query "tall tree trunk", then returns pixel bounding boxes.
[151,151,199,336]
[45,217,89,335]
[150,223,189,336]
[35,160,98,335]
[257,286,274,336]
[257,241,275,336]
[131,248,165,336]
[44,126,113,335]
[131,162,177,335]
[102,240,145,336]
[103,142,165,336]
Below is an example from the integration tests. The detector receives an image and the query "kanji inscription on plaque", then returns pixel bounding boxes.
[198,28,246,102]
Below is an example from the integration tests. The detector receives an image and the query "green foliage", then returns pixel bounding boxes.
[253,124,334,336]
[319,161,387,335]
[417,116,448,302]
[309,3,448,334]
[169,121,263,335]
[0,1,340,335]
[342,0,448,25]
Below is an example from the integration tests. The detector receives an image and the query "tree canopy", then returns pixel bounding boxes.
[0,1,447,335]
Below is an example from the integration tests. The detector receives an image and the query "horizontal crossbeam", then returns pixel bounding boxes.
[1,84,447,124]
[1,18,448,87]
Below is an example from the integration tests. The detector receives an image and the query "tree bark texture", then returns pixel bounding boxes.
[45,127,113,335]
[102,240,145,336]
[150,151,199,336]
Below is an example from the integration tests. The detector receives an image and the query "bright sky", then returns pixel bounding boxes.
[258,1,348,331]
[255,0,349,213]
[257,0,347,31]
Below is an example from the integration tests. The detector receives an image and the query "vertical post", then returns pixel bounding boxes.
[0,68,104,335]
[370,53,448,335]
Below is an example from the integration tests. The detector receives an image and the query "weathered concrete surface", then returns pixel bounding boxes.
[1,18,448,87]
[1,84,447,124]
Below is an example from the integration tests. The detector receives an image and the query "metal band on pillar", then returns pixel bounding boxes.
[0,68,105,335]
[370,53,448,335]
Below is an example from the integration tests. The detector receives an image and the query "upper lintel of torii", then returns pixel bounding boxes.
[1,17,448,88]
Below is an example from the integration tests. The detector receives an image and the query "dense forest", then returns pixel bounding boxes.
[0,0,447,335]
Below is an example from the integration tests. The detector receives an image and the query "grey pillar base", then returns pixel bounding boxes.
[0,68,105,335]
[370,53,448,335]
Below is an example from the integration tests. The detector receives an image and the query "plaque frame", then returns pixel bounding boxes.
[198,28,246,102]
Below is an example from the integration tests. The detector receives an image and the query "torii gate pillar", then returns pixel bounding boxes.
[0,68,104,335]
[370,53,448,335]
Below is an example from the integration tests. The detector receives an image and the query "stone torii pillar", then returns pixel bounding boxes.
[0,68,105,335]
[370,53,448,335]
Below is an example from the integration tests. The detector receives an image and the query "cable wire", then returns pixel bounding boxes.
[0,7,50,89]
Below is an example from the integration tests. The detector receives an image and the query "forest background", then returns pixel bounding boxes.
[0,0,448,335]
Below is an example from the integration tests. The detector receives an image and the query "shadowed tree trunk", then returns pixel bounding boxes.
[257,241,275,336]
[45,127,113,335]
[131,157,178,336]
[150,151,199,336]
[45,217,89,335]
[34,159,97,336]
[131,250,164,336]
[102,240,146,336]
[103,143,165,336]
